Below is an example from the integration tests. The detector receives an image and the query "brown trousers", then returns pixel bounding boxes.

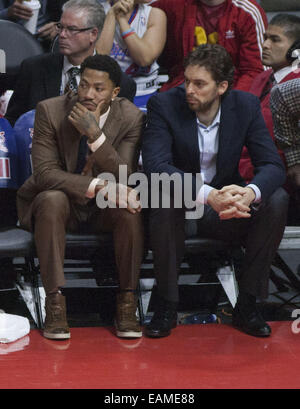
[24,190,144,294]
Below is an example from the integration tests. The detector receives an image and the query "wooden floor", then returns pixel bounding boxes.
[1,321,300,389]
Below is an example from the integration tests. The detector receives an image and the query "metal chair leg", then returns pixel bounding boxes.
[26,256,44,329]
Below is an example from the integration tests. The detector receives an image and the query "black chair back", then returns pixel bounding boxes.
[0,20,44,75]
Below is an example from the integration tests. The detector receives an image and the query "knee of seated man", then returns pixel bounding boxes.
[114,208,144,232]
[34,190,70,215]
[265,187,289,216]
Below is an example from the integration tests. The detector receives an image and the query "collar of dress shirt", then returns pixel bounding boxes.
[63,49,97,75]
[274,65,294,84]
[99,106,110,128]
[63,56,80,76]
[196,107,221,130]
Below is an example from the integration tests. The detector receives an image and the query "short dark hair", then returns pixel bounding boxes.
[269,14,300,43]
[80,54,122,87]
[183,44,235,91]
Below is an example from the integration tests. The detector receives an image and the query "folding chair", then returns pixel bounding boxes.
[0,227,42,328]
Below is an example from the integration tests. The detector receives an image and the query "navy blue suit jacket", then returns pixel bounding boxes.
[142,86,286,202]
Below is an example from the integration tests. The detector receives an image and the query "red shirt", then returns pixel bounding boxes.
[239,69,300,182]
[152,0,267,92]
[195,3,227,46]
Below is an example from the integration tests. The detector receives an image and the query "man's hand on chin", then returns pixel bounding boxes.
[68,100,105,143]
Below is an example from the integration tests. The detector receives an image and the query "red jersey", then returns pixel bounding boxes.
[152,0,267,92]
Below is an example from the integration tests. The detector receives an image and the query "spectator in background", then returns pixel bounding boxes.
[151,0,267,92]
[239,14,300,182]
[270,79,300,218]
[0,0,66,50]
[5,0,136,126]
[96,0,166,111]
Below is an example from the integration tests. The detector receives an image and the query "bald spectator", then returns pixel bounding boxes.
[151,0,267,92]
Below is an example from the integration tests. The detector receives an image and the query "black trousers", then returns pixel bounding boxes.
[149,187,289,303]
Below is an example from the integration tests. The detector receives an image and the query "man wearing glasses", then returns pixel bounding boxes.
[5,0,136,126]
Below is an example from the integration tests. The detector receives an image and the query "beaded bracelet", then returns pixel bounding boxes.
[121,27,135,39]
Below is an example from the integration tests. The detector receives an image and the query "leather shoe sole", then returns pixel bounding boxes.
[43,330,71,340]
[115,320,142,338]
[116,328,142,338]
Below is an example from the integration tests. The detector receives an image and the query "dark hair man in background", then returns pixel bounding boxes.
[239,13,300,182]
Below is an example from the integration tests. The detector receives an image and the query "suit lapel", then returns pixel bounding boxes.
[211,93,236,185]
[60,95,82,173]
[178,98,200,173]
[102,99,123,146]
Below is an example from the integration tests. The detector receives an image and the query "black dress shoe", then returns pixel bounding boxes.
[232,303,271,337]
[145,309,177,338]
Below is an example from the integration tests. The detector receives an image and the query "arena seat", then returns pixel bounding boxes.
[13,110,35,187]
[0,118,19,190]
[0,20,44,94]
[0,227,42,327]
[0,20,44,76]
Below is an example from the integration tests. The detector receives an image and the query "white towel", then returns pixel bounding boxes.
[0,312,30,343]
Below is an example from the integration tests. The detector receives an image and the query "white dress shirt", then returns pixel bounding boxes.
[196,107,261,204]
[274,65,295,84]
[84,107,109,198]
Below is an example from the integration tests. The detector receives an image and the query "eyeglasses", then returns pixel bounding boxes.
[55,23,94,36]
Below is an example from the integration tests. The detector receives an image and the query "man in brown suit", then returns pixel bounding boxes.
[17,54,145,340]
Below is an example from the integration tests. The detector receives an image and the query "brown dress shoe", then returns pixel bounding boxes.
[43,293,70,340]
[115,291,142,338]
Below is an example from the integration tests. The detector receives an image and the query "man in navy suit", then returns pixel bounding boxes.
[142,44,289,338]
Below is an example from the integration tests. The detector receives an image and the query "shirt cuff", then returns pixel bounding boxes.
[88,132,106,152]
[196,184,214,205]
[247,183,261,203]
[85,178,100,199]
[196,184,261,205]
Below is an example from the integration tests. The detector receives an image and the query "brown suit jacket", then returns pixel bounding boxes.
[17,92,145,230]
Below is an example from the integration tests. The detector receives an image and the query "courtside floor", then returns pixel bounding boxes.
[1,321,300,389]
